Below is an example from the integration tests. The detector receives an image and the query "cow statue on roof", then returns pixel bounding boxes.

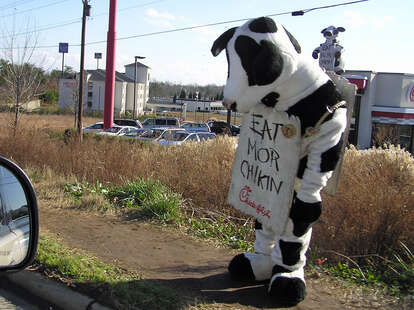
[211,17,350,305]
[312,25,346,75]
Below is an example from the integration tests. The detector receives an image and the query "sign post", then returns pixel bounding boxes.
[58,43,68,77]
[94,52,102,70]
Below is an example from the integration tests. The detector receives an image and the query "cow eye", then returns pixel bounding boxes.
[333,30,338,35]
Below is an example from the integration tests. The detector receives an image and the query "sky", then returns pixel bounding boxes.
[0,0,412,86]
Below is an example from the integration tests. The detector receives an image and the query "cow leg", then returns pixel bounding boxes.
[228,219,276,281]
[267,200,319,305]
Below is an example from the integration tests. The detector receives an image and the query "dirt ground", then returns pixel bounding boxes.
[38,206,402,310]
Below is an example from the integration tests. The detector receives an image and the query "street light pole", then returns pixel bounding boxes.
[77,0,90,141]
[133,56,145,119]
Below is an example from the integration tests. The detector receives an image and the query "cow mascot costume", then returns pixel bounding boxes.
[211,17,349,305]
[312,25,346,75]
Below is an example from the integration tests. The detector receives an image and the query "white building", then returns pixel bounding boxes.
[58,61,150,117]
[344,70,414,153]
[175,98,225,113]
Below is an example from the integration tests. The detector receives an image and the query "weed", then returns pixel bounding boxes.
[106,178,181,221]
[327,242,414,298]
[183,215,254,251]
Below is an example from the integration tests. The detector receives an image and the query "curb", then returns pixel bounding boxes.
[6,270,113,310]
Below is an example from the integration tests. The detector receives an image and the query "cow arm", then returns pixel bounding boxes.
[296,107,347,204]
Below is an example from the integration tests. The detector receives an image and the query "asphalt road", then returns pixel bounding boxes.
[0,277,57,310]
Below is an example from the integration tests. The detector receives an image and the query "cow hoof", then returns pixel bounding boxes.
[268,275,306,306]
[228,254,255,282]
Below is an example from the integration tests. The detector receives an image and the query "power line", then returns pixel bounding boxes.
[0,0,370,50]
[0,0,69,19]
[0,19,81,40]
[0,0,167,39]
[0,0,38,11]
[89,0,372,46]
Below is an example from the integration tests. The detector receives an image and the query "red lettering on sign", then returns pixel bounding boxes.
[410,86,414,103]
[239,186,271,219]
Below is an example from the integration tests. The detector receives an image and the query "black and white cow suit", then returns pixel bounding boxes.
[211,17,347,305]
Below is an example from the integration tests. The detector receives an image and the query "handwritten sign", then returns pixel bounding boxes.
[228,105,300,235]
[319,42,336,72]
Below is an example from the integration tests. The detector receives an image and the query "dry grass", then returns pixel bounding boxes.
[316,144,414,259]
[1,113,413,260]
[0,113,238,215]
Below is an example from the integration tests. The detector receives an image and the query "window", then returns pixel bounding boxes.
[155,119,166,126]
[88,92,93,97]
[372,123,414,153]
[0,169,28,222]
[92,124,103,129]
[166,119,178,125]
[143,119,155,126]
[399,125,413,152]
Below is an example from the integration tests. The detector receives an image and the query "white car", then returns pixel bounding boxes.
[82,122,104,133]
[96,126,140,137]
[180,121,211,133]
[133,127,172,142]
[157,130,216,146]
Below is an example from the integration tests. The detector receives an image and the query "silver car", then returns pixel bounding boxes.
[157,130,216,146]
[180,121,211,133]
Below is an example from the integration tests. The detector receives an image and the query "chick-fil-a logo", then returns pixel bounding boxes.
[239,185,271,219]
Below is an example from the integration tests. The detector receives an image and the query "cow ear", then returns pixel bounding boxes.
[337,27,345,32]
[211,27,237,57]
[251,40,283,86]
[321,28,327,34]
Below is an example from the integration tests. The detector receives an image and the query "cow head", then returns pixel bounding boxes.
[211,17,302,113]
[321,26,345,43]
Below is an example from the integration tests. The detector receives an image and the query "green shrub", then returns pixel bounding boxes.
[41,89,59,105]
[106,178,181,221]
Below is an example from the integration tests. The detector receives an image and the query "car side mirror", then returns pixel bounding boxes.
[0,156,39,272]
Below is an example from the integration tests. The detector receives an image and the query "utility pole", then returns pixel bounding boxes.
[133,56,145,119]
[77,0,91,141]
[103,0,117,130]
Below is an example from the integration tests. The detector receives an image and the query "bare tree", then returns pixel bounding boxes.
[0,20,44,133]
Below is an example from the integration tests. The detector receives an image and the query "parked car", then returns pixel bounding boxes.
[157,130,216,146]
[207,121,240,136]
[83,122,104,133]
[141,117,180,129]
[113,118,143,128]
[83,119,143,133]
[230,124,241,135]
[133,127,175,142]
[97,125,141,137]
[197,132,217,141]
[122,128,149,139]
[180,121,211,132]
